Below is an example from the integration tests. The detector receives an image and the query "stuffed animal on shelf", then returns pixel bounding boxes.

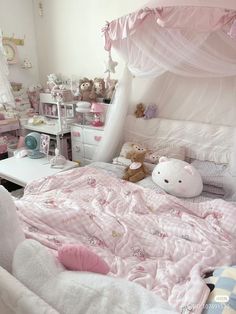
[94,78,106,99]
[78,77,96,102]
[134,103,145,118]
[144,104,158,119]
[152,157,203,198]
[122,151,147,183]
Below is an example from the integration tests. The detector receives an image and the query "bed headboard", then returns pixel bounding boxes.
[124,115,235,164]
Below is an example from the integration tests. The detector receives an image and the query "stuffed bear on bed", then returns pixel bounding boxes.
[122,151,147,182]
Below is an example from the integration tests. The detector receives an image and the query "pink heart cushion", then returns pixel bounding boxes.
[58,245,110,275]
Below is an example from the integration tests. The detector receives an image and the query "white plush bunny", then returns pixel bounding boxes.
[152,157,203,198]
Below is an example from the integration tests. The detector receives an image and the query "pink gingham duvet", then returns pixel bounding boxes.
[15,167,236,313]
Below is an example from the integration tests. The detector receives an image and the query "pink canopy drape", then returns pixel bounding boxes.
[96,0,236,167]
[103,1,236,78]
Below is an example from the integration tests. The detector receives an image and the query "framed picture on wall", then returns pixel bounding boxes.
[2,38,18,64]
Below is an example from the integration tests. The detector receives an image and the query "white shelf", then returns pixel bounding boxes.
[22,122,71,136]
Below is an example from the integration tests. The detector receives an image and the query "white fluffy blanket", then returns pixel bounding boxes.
[12,240,177,314]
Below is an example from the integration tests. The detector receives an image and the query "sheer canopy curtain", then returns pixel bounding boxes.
[96,2,236,163]
[0,31,14,105]
[112,20,236,78]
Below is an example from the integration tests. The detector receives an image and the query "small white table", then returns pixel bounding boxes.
[0,156,78,187]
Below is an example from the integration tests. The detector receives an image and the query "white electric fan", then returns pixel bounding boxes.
[24,132,45,159]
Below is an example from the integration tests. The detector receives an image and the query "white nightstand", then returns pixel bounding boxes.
[71,124,104,165]
[0,156,78,187]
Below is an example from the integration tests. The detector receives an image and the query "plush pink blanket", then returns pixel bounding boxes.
[15,167,236,313]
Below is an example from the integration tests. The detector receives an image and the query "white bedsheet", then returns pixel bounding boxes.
[89,162,224,202]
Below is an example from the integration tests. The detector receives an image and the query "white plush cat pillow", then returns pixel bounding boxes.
[152,157,203,198]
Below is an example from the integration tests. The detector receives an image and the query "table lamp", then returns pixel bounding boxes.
[90,102,104,127]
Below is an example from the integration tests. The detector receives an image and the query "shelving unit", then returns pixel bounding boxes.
[39,93,77,130]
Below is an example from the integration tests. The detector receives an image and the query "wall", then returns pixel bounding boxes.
[33,0,146,84]
[0,0,39,87]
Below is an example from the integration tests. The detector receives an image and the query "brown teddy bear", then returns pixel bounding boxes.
[94,78,106,99]
[79,78,96,102]
[134,103,145,118]
[122,151,147,183]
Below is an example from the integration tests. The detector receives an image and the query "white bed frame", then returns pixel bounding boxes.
[124,115,235,165]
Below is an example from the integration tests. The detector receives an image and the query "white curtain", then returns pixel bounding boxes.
[0,32,14,105]
[95,67,132,162]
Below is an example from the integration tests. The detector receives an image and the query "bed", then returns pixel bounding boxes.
[0,156,234,314]
[1,1,236,314]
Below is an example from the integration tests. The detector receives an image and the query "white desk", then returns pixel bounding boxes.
[0,156,78,187]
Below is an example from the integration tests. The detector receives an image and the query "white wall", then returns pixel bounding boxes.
[0,0,39,87]
[33,0,146,84]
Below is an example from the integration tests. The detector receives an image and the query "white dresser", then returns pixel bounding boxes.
[71,124,104,165]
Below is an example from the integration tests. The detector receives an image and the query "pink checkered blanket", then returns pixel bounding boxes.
[15,167,236,313]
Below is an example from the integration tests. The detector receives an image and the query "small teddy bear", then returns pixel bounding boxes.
[94,78,106,99]
[145,150,159,164]
[120,142,146,159]
[144,104,158,119]
[122,151,147,183]
[79,78,97,102]
[134,103,145,118]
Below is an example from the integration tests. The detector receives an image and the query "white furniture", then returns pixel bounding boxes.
[39,93,77,129]
[71,124,104,165]
[0,156,78,187]
[22,122,71,159]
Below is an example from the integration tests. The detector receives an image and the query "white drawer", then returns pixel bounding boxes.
[84,144,97,160]
[72,142,84,162]
[71,125,83,134]
[83,128,103,145]
[71,132,82,144]
[72,143,98,162]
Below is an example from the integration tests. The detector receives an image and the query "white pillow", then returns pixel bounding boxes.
[190,160,227,188]
[0,185,25,272]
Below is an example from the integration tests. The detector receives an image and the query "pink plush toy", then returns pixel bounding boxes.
[58,244,110,275]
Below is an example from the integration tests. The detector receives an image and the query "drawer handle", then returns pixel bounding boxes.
[72,131,80,137]
[94,136,102,142]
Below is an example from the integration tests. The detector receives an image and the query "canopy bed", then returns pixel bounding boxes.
[0,1,236,314]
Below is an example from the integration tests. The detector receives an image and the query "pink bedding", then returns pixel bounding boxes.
[15,167,236,313]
